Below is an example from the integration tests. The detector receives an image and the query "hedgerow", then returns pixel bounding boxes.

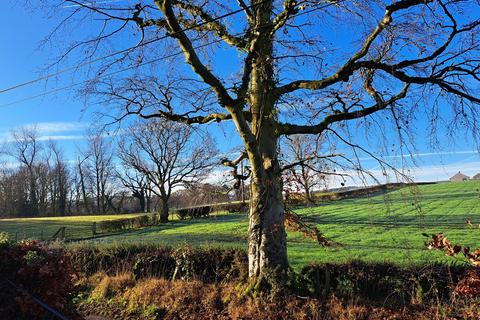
[0,234,76,319]
[96,214,158,233]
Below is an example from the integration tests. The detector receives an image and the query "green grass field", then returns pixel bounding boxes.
[0,213,152,240]
[1,181,480,269]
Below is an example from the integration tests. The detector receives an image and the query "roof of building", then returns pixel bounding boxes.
[472,173,480,180]
[450,171,470,180]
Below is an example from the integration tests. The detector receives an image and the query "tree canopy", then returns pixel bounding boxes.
[42,0,480,279]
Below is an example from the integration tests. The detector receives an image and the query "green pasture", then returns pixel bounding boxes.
[1,181,480,269]
[0,213,153,240]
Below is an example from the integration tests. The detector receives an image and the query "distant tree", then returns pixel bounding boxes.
[7,127,42,217]
[0,163,19,217]
[73,154,93,214]
[118,120,216,222]
[46,141,70,216]
[84,134,116,214]
[170,182,231,209]
[115,165,152,213]
[281,135,332,205]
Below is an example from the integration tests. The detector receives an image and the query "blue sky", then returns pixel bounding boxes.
[1,1,480,185]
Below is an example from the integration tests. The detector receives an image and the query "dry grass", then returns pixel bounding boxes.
[78,272,480,320]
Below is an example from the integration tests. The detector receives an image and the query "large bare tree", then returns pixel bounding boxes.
[44,0,480,279]
[117,119,216,222]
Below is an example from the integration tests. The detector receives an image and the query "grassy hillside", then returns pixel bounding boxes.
[0,213,154,240]
[1,181,480,268]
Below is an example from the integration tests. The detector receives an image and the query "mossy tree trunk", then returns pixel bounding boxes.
[244,1,288,277]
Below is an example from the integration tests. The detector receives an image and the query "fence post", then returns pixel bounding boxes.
[92,222,97,236]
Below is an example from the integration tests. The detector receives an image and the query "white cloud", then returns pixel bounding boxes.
[407,161,480,182]
[23,122,88,135]
[36,135,86,141]
[0,122,88,143]
[63,0,128,8]
[358,150,480,161]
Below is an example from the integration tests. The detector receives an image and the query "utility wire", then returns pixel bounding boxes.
[0,35,224,108]
[0,0,272,95]
[0,0,344,108]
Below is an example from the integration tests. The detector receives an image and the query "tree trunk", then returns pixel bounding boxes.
[138,191,146,213]
[304,188,315,206]
[146,194,151,213]
[159,198,169,223]
[246,1,288,277]
[29,174,39,217]
[248,157,288,278]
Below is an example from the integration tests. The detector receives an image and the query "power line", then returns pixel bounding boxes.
[0,36,224,108]
[0,0,272,95]
[0,0,344,107]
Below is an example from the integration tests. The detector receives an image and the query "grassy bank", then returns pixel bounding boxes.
[1,181,479,268]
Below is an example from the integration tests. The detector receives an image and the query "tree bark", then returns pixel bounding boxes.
[28,169,39,217]
[248,148,288,278]
[246,1,288,278]
[139,191,146,213]
[132,189,146,213]
[146,194,151,213]
[159,198,169,223]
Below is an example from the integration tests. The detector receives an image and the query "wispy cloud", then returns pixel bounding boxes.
[0,121,88,143]
[357,150,480,161]
[23,122,88,135]
[36,135,86,142]
[63,0,128,8]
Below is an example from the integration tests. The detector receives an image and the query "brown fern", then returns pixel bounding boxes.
[423,232,480,266]
[284,208,330,246]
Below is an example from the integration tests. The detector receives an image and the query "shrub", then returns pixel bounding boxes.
[0,231,11,248]
[0,241,75,319]
[97,215,153,234]
[299,261,470,305]
[89,273,135,301]
[221,202,248,213]
[132,249,176,280]
[150,213,160,225]
[171,247,247,282]
[284,192,307,207]
[176,206,212,220]
[134,215,150,228]
[69,244,248,283]
[98,219,124,233]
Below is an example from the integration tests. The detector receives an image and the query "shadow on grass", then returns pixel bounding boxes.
[302,210,480,228]
[80,213,248,244]
[309,191,479,208]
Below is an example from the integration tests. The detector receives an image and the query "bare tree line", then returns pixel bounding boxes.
[0,120,331,219]
[0,120,220,219]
